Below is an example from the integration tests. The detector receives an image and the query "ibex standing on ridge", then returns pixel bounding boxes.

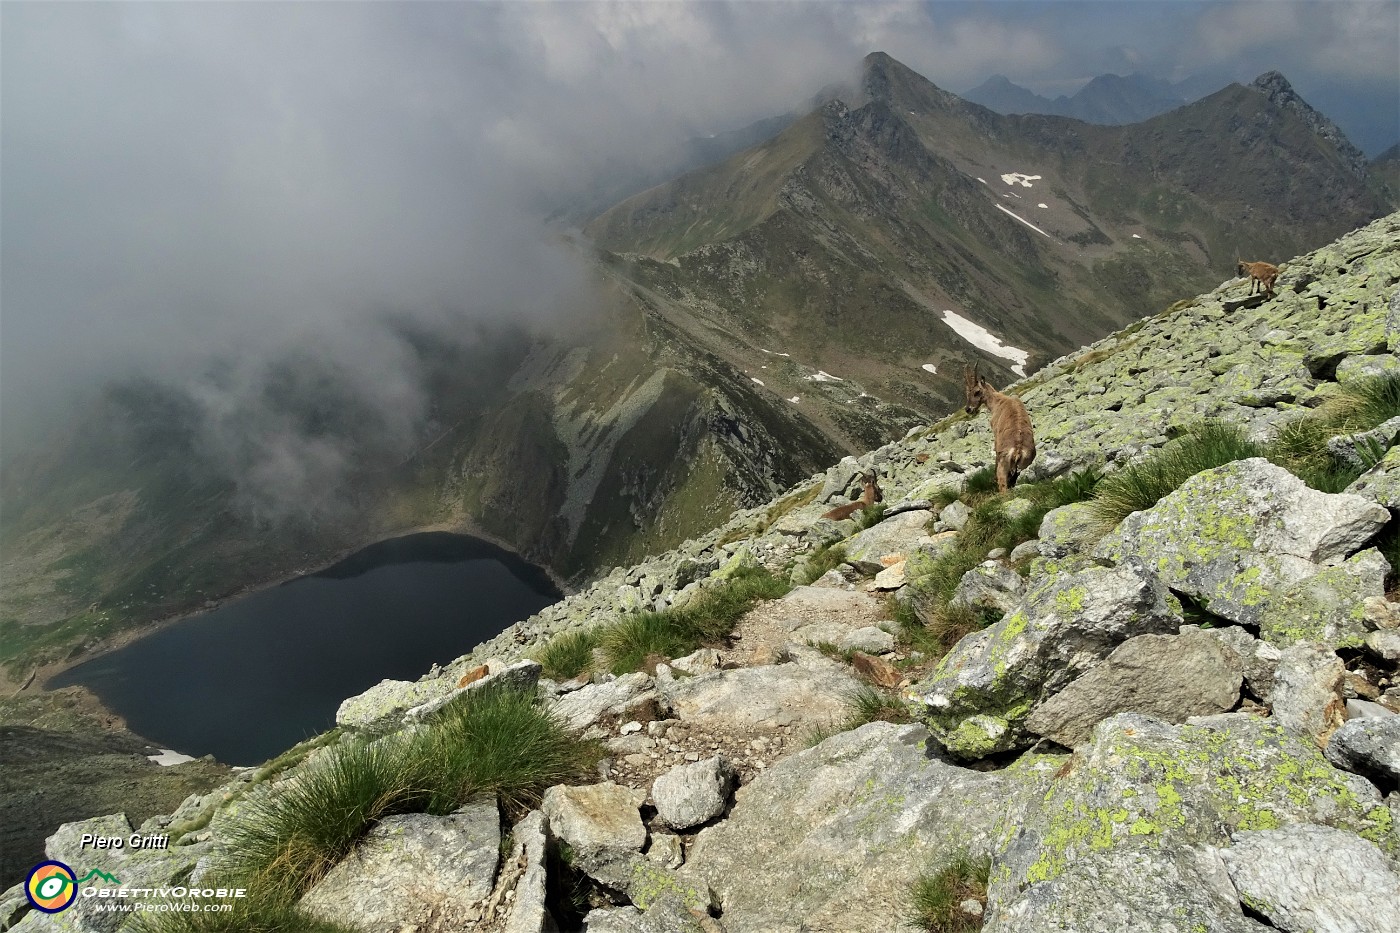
[964,364,1036,493]
[1237,258,1279,298]
[822,471,882,521]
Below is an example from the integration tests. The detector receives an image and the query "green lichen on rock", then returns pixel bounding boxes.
[1258,548,1388,649]
[629,860,710,911]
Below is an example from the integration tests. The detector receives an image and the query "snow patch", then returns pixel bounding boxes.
[921,363,938,374]
[805,370,843,383]
[751,377,765,386]
[1132,233,1142,239]
[994,204,1052,239]
[1001,172,1041,187]
[941,310,1029,377]
[976,177,987,184]
[788,396,800,404]
[148,749,196,767]
[1037,203,1048,209]
[760,349,791,357]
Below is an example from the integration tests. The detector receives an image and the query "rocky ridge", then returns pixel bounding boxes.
[6,213,1400,932]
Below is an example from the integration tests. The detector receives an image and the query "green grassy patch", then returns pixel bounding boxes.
[795,544,849,586]
[909,853,992,932]
[531,629,602,681]
[146,684,596,932]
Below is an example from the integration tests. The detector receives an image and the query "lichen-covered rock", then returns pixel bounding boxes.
[1219,825,1400,933]
[652,757,736,830]
[1271,645,1347,749]
[1345,444,1400,510]
[404,659,543,723]
[913,558,1181,758]
[939,500,971,530]
[949,561,1025,616]
[1035,502,1103,558]
[301,803,500,932]
[337,676,452,729]
[1366,628,1400,662]
[581,892,710,933]
[1324,715,1400,792]
[680,723,1059,933]
[1327,416,1400,471]
[501,810,554,933]
[985,713,1394,933]
[1258,549,1389,649]
[1094,458,1389,628]
[1024,630,1242,747]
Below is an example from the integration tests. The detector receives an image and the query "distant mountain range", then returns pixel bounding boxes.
[962,71,1247,125]
[4,52,1395,676]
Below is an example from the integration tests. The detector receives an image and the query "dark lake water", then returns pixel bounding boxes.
[47,532,560,766]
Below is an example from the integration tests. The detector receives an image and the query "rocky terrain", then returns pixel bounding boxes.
[6,213,1397,932]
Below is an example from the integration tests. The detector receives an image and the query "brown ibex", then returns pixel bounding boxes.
[822,471,882,521]
[1237,258,1279,297]
[964,364,1036,492]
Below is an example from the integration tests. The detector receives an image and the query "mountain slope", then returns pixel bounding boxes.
[963,72,1195,124]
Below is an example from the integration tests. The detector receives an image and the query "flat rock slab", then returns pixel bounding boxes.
[541,782,647,859]
[1025,630,1242,747]
[656,655,862,732]
[1220,825,1400,933]
[751,586,889,634]
[680,723,1058,933]
[551,672,657,732]
[301,803,500,932]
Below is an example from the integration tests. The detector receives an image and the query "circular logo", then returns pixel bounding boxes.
[26,861,78,913]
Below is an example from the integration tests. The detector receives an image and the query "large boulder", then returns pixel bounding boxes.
[1094,458,1389,628]
[1325,714,1400,792]
[1219,825,1400,933]
[1258,549,1389,649]
[840,509,935,573]
[913,558,1182,758]
[1345,443,1400,510]
[301,802,501,932]
[551,673,657,732]
[1271,645,1347,749]
[679,722,1059,932]
[541,783,646,861]
[656,653,862,733]
[651,757,736,831]
[949,561,1025,616]
[984,713,1393,933]
[1024,630,1242,747]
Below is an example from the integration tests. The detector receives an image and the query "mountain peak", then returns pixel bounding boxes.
[1249,70,1368,177]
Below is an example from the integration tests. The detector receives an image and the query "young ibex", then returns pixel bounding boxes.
[822,470,882,521]
[1237,258,1279,297]
[964,364,1036,492]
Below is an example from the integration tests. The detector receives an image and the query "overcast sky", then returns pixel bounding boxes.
[3,1,1397,479]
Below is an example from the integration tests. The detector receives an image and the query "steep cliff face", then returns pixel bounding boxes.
[20,214,1395,933]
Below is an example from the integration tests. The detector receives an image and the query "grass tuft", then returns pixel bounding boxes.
[909,853,992,933]
[795,544,850,586]
[531,628,601,681]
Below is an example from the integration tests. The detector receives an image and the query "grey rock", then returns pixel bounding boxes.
[657,656,861,732]
[501,810,556,933]
[680,723,1058,933]
[1036,502,1101,558]
[914,557,1182,758]
[670,649,721,675]
[1347,699,1395,719]
[1345,444,1400,510]
[1204,625,1282,703]
[582,893,710,933]
[404,659,543,722]
[645,833,684,870]
[1327,416,1400,470]
[552,673,656,732]
[1025,631,1242,747]
[1259,549,1389,649]
[1009,539,1042,562]
[939,500,971,530]
[985,713,1390,933]
[1324,715,1400,791]
[949,561,1025,616]
[337,676,453,729]
[842,509,934,573]
[1365,628,1400,662]
[1336,353,1400,384]
[1219,825,1400,933]
[652,756,736,830]
[1272,645,1347,748]
[1094,458,1389,628]
[541,782,647,860]
[301,802,500,932]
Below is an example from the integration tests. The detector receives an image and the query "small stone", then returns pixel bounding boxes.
[620,721,643,735]
[958,898,984,917]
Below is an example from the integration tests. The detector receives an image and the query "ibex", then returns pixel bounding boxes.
[1237,258,1279,297]
[822,471,882,521]
[964,364,1036,492]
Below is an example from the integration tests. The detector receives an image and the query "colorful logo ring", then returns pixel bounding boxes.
[26,860,78,913]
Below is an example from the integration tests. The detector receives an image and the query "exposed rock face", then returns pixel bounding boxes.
[1094,459,1389,629]
[301,803,501,932]
[679,723,1059,932]
[1271,645,1348,748]
[1024,630,1242,746]
[1219,824,1400,933]
[541,783,647,860]
[656,654,861,732]
[914,558,1182,757]
[949,561,1025,615]
[1325,714,1400,792]
[985,713,1392,933]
